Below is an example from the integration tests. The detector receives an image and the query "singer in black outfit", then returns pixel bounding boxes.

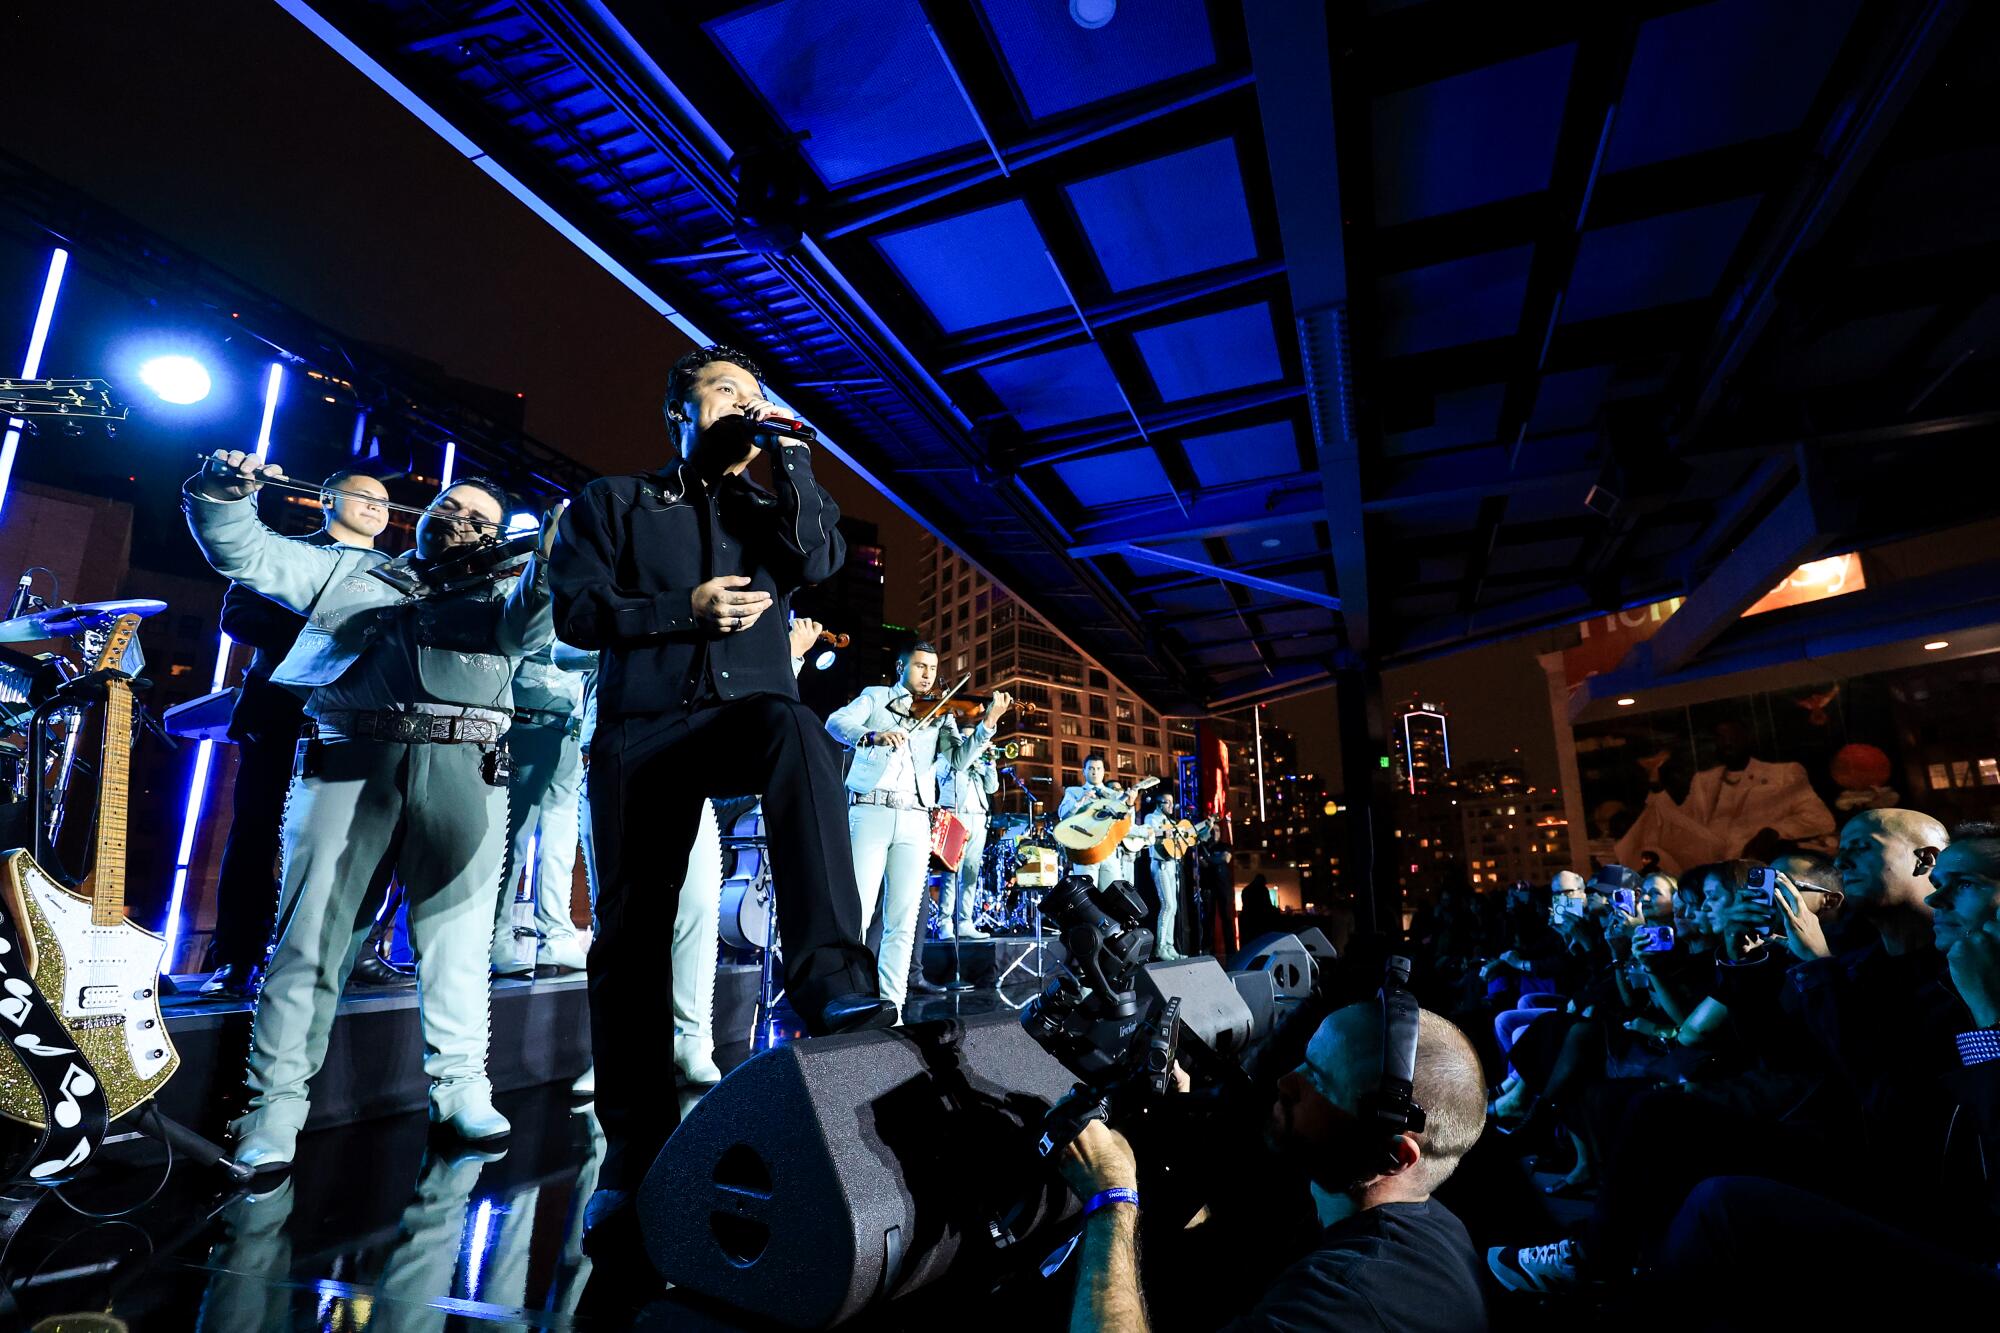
[203,470,390,998]
[549,345,891,1213]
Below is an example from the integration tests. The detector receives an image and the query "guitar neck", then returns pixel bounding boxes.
[90,678,132,926]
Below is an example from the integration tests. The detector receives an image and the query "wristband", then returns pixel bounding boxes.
[1082,1187,1138,1219]
[1957,1028,2000,1068]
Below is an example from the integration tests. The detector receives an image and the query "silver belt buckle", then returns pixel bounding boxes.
[430,715,453,742]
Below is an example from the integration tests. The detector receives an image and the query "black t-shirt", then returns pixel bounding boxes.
[1221,1199,1489,1333]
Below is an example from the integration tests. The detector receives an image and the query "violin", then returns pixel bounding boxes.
[892,691,1037,725]
[420,533,539,594]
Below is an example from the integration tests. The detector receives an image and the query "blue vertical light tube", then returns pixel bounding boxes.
[163,362,285,971]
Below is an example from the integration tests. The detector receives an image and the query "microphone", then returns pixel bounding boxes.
[752,414,817,444]
[8,572,32,620]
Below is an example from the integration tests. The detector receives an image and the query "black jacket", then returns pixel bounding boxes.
[549,447,843,722]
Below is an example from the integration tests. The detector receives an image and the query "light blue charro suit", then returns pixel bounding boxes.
[825,684,987,1010]
[493,644,587,972]
[184,488,554,1144]
[935,748,999,934]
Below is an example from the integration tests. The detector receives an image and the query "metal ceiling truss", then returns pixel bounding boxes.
[285,0,2000,710]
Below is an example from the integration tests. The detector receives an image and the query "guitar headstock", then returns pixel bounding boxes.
[0,378,128,423]
[92,614,145,675]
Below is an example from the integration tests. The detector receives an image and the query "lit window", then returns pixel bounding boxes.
[1980,758,2000,786]
[1929,763,1951,790]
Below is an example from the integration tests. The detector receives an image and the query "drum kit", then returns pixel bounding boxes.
[930,808,1065,940]
[0,581,168,861]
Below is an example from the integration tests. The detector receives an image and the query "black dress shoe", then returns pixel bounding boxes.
[350,948,415,987]
[818,993,898,1034]
[200,964,263,999]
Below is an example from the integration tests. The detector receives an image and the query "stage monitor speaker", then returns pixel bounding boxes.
[1136,957,1254,1056]
[639,1012,1080,1328]
[1234,932,1322,1006]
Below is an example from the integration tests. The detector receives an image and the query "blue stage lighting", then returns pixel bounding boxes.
[139,354,214,405]
[814,649,837,671]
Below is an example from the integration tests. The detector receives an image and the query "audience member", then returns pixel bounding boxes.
[1057,1004,1492,1332]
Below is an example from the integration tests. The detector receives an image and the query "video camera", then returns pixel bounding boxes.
[1021,875,1335,1159]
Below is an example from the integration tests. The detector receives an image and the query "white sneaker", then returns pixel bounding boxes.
[956,926,991,941]
[1487,1238,1596,1293]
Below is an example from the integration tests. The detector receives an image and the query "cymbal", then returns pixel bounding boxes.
[0,598,168,643]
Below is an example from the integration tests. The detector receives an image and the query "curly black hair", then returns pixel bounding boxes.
[662,344,765,429]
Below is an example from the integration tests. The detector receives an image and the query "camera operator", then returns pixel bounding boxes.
[1055,1003,1490,1333]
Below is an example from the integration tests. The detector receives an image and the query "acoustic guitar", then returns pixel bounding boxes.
[1054,775,1160,866]
[0,614,179,1129]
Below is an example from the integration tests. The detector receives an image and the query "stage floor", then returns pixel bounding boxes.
[7,977,1056,1330]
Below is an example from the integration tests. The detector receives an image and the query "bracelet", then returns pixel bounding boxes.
[1957,1028,2000,1068]
[1082,1187,1138,1219]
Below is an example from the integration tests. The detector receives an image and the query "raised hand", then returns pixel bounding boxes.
[1947,920,2000,1028]
[1771,874,1832,962]
[195,448,279,501]
[788,616,823,661]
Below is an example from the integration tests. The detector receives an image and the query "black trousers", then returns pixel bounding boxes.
[588,694,877,1190]
[210,711,303,973]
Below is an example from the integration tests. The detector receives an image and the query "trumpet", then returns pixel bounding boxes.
[971,738,1018,765]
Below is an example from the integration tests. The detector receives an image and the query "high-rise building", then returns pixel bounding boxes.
[1457,759,1573,888]
[1391,696,1452,796]
[916,534,1187,817]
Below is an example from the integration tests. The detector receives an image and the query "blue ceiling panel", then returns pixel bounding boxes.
[1372,44,1576,225]
[1383,383,1505,456]
[1149,583,1239,616]
[1527,366,1614,434]
[1563,196,1761,323]
[1056,446,1174,505]
[1376,246,1534,356]
[1605,0,1863,171]
[1226,525,1320,565]
[1182,421,1302,488]
[708,0,981,185]
[1132,303,1282,402]
[979,341,1126,429]
[875,201,1065,332]
[1067,140,1258,291]
[979,0,1215,122]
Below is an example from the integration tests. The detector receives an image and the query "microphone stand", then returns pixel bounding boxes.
[998,766,1048,987]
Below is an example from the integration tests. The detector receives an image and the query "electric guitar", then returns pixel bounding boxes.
[1054,776,1160,866]
[0,614,179,1128]
[0,378,128,423]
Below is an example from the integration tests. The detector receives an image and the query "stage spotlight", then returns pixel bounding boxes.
[1070,0,1116,28]
[506,511,539,536]
[139,354,213,404]
[814,649,837,671]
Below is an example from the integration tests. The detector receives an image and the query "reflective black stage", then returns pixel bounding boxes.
[0,984,1052,1331]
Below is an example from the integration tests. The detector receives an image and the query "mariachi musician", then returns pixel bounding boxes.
[934,732,1000,941]
[1058,753,1139,891]
[1140,788,1189,961]
[184,450,556,1171]
[825,641,1009,1014]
